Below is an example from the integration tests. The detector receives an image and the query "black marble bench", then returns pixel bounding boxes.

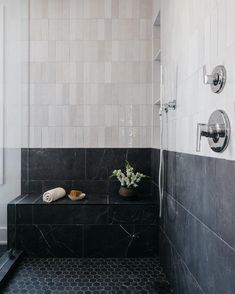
[8,193,159,258]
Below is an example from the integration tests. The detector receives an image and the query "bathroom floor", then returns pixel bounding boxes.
[2,257,173,294]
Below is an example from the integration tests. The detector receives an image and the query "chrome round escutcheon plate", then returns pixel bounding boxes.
[211,65,226,93]
[208,110,230,152]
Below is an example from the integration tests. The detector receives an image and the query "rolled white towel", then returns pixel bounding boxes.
[43,187,66,203]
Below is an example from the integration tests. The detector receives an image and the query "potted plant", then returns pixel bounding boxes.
[111,161,148,198]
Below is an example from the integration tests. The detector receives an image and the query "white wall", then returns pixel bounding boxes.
[29,0,153,148]
[160,0,235,160]
[0,0,29,244]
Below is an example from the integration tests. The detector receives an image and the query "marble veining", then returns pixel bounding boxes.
[21,148,152,195]
[158,149,235,294]
[8,192,159,258]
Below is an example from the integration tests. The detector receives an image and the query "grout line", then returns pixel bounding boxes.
[167,193,235,252]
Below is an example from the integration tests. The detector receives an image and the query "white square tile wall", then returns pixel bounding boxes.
[29,0,153,148]
[157,0,235,160]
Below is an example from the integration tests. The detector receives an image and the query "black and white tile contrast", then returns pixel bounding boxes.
[2,258,173,294]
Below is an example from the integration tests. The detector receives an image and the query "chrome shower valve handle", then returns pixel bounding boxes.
[196,110,230,153]
[196,123,226,152]
[203,65,218,85]
[196,123,207,152]
[203,65,226,93]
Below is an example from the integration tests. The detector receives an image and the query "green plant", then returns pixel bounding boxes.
[111,161,148,188]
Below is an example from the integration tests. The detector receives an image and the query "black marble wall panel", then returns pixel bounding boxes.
[15,225,84,258]
[14,224,158,258]
[158,149,235,294]
[8,193,159,258]
[84,225,158,258]
[108,205,158,224]
[21,148,152,196]
[159,229,204,294]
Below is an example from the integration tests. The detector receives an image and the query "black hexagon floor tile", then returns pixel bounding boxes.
[2,258,173,294]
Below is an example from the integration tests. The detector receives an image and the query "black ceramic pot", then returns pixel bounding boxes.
[119,186,136,197]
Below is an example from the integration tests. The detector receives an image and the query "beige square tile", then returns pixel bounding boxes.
[111,62,140,83]
[139,40,152,61]
[105,105,119,126]
[30,105,49,127]
[112,40,139,61]
[70,41,84,61]
[84,105,105,126]
[70,0,84,19]
[119,105,140,126]
[84,84,112,104]
[67,106,85,126]
[104,19,112,40]
[56,63,71,83]
[139,0,152,18]
[31,84,56,105]
[88,20,105,40]
[112,19,139,40]
[75,63,85,82]
[84,0,106,18]
[105,0,112,18]
[42,127,56,148]
[30,0,48,19]
[48,41,56,62]
[82,41,112,62]
[140,105,152,126]
[62,127,79,147]
[140,19,152,40]
[105,62,112,83]
[30,127,42,148]
[74,128,85,147]
[30,20,48,41]
[48,0,70,19]
[70,20,87,40]
[56,84,70,105]
[111,0,119,18]
[21,62,29,83]
[56,41,70,62]
[49,20,69,41]
[30,41,48,62]
[30,63,41,83]
[62,63,80,83]
[41,63,56,83]
[118,0,139,18]
[84,63,106,83]
[48,105,63,126]
[139,62,152,83]
[69,84,84,104]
